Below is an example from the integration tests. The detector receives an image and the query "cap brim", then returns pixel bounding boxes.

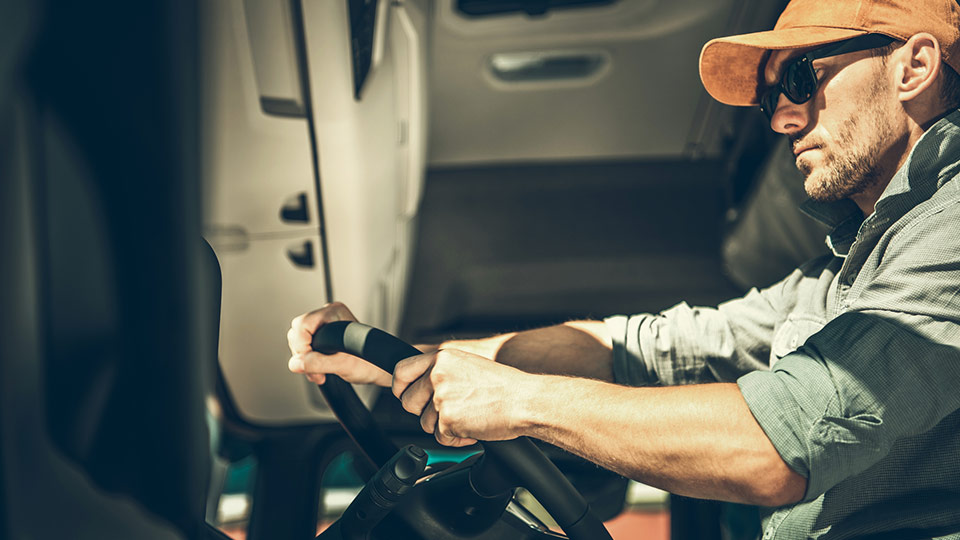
[699,26,868,106]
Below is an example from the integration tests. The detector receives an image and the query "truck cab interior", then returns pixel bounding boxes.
[0,0,830,539]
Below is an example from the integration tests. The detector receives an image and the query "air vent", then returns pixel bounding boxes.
[458,0,617,18]
[488,50,608,84]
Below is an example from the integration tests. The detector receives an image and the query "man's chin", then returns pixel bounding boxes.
[803,175,845,203]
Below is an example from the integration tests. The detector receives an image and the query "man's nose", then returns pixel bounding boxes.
[769,93,809,135]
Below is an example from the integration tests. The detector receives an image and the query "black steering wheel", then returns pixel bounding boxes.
[312,321,612,540]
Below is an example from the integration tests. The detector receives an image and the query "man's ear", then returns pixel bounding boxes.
[894,33,942,104]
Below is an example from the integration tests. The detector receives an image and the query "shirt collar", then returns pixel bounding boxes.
[798,108,960,257]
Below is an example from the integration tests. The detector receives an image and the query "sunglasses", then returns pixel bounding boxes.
[759,34,896,120]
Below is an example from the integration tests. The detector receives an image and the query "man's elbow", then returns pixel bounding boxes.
[747,464,807,507]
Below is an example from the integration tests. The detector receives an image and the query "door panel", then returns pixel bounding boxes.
[208,233,378,424]
[201,0,319,236]
[301,0,428,334]
[201,0,428,423]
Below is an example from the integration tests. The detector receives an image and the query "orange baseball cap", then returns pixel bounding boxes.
[699,0,960,106]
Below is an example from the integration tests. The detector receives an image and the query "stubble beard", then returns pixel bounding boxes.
[796,78,891,203]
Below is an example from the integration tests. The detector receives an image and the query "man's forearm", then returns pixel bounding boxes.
[415,324,806,504]
[514,375,806,506]
[433,321,615,382]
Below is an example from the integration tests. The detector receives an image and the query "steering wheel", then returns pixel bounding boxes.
[312,321,612,540]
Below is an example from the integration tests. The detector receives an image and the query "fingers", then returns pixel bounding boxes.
[304,372,326,385]
[434,416,478,447]
[395,351,480,447]
[289,350,392,387]
[287,325,313,355]
[398,367,435,415]
[288,302,358,355]
[287,302,389,386]
[394,353,461,445]
[419,402,438,434]
[392,353,436,399]
[419,401,476,447]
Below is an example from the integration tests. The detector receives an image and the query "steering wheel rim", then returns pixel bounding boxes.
[312,321,612,540]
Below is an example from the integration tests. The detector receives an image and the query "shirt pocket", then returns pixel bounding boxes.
[770,315,826,367]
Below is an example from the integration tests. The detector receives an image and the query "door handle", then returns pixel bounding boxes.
[287,240,315,268]
[280,192,310,223]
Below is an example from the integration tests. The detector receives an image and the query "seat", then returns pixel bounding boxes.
[1,2,231,538]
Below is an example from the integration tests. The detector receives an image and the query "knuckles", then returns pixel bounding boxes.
[291,302,354,335]
[428,367,446,386]
[291,313,305,328]
[435,418,455,439]
[392,365,420,390]
[430,350,460,382]
[324,302,353,321]
[286,326,300,346]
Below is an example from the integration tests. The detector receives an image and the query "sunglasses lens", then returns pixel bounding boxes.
[782,57,815,103]
[760,88,779,120]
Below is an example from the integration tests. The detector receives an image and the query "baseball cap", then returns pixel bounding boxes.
[699,0,960,106]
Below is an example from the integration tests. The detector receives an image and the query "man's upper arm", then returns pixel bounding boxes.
[738,204,960,501]
[739,311,960,501]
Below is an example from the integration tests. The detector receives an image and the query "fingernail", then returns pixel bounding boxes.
[288,356,305,372]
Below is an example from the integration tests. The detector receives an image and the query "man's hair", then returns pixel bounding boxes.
[870,40,960,112]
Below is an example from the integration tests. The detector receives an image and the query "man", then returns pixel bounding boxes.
[288,0,960,537]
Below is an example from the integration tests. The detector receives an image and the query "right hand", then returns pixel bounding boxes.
[286,302,393,387]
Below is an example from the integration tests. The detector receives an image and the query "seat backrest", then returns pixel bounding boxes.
[0,1,218,538]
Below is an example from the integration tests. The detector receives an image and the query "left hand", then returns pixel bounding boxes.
[392,349,533,447]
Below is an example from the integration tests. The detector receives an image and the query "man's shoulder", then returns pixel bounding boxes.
[891,184,960,245]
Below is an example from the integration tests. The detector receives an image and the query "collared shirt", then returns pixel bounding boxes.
[607,109,960,539]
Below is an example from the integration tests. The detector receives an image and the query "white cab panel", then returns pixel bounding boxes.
[202,0,387,425]
[202,0,318,236]
[301,0,428,334]
[210,234,362,424]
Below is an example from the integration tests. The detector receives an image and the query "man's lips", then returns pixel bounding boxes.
[793,144,819,157]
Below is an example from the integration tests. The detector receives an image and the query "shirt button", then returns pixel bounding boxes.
[763,529,773,540]
[846,273,857,286]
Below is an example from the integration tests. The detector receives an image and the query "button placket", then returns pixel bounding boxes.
[762,506,791,539]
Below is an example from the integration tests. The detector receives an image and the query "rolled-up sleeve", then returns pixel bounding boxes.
[605,276,802,387]
[606,302,761,386]
[738,310,960,501]
[606,312,656,386]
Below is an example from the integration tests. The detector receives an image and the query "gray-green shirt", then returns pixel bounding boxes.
[607,109,960,539]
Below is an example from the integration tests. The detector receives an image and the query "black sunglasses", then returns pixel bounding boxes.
[759,34,896,120]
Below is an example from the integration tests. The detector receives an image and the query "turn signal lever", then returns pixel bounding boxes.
[318,445,429,540]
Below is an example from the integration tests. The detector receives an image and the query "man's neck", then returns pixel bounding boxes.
[849,183,888,216]
[851,122,930,216]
